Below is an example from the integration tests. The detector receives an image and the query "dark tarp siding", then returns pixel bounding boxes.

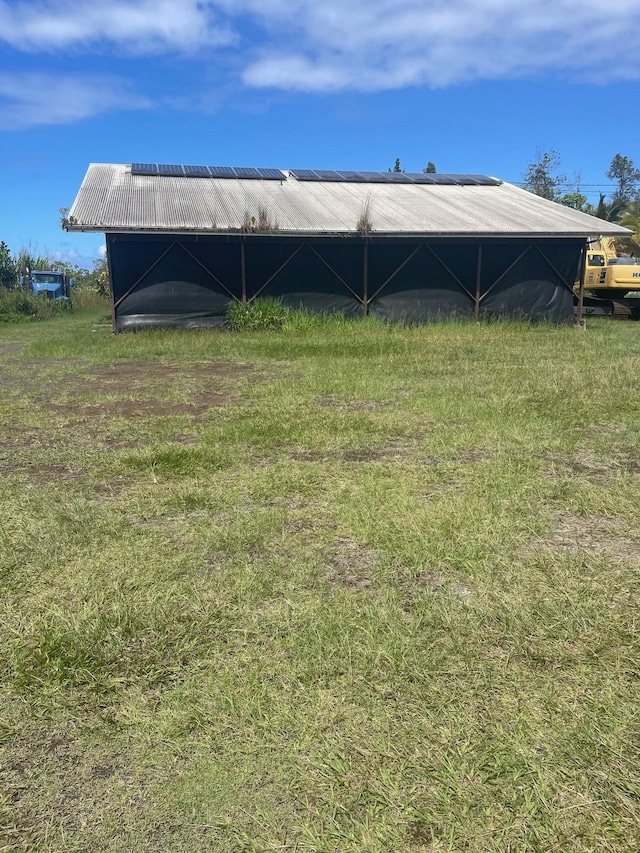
[107,233,579,330]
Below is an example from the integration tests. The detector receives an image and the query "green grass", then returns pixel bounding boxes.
[1,309,639,851]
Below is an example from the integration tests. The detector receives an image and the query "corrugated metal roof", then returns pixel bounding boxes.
[66,164,632,239]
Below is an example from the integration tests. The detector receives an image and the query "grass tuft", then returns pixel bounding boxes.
[226,297,289,331]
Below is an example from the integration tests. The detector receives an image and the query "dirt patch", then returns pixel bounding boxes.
[542,449,640,483]
[0,720,199,851]
[399,571,473,607]
[20,357,89,368]
[0,359,256,418]
[91,476,137,495]
[90,361,254,380]
[534,513,640,564]
[315,394,387,412]
[72,396,232,418]
[415,450,493,468]
[291,443,408,464]
[0,341,25,356]
[29,463,83,484]
[341,447,400,462]
[282,518,317,534]
[326,538,380,588]
[0,433,47,454]
[590,422,628,436]
[165,433,200,446]
[291,443,487,466]
[0,461,83,484]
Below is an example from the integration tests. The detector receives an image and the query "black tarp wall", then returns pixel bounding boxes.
[106,233,581,330]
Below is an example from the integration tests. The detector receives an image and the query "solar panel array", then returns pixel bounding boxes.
[289,170,501,186]
[131,164,286,180]
[130,164,501,186]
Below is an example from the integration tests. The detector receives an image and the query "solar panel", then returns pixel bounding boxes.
[130,163,502,186]
[233,167,262,179]
[184,165,212,177]
[336,171,366,182]
[312,170,348,181]
[384,172,413,183]
[462,174,502,186]
[157,164,185,176]
[423,173,464,185]
[208,166,236,178]
[289,169,319,180]
[253,168,286,180]
[131,163,159,175]
[290,169,500,185]
[407,173,440,184]
[360,172,389,184]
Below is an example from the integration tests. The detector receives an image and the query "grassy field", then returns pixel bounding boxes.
[1,308,639,852]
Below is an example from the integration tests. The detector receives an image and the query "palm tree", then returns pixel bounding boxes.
[619,200,640,256]
[591,194,638,255]
[594,193,628,223]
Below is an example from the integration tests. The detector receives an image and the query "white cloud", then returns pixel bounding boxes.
[50,247,82,263]
[0,0,234,53]
[0,73,150,128]
[1,0,640,91]
[49,245,105,269]
[235,0,640,91]
[98,244,107,258]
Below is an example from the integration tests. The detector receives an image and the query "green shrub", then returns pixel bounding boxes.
[226,297,289,331]
[0,290,70,323]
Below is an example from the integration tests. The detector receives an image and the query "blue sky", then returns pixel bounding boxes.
[1,0,639,269]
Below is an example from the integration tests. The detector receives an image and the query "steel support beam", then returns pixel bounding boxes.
[426,245,476,303]
[113,242,175,310]
[478,245,532,304]
[250,243,304,302]
[474,243,483,321]
[179,243,239,302]
[368,244,423,303]
[307,245,363,303]
[240,239,247,306]
[106,237,117,330]
[534,244,577,291]
[363,239,369,315]
[575,241,587,325]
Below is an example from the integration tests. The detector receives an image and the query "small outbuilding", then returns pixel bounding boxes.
[66,164,631,330]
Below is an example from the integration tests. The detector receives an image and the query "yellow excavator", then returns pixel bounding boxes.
[578,237,640,319]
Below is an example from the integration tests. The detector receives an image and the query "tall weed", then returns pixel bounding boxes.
[226,297,288,331]
[0,290,70,323]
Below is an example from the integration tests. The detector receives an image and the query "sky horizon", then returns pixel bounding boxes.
[1,0,639,269]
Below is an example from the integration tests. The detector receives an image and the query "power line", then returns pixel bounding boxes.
[508,182,623,189]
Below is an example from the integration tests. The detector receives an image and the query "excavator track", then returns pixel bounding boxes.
[577,295,639,320]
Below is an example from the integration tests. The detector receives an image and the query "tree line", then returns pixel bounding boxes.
[522,151,639,209]
[522,151,640,254]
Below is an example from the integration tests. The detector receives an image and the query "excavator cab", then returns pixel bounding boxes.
[584,253,607,287]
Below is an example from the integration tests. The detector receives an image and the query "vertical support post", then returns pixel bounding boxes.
[106,236,117,332]
[240,238,247,307]
[363,238,369,315]
[474,242,483,322]
[575,241,587,327]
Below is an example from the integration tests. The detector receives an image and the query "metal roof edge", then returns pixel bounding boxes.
[63,225,633,239]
